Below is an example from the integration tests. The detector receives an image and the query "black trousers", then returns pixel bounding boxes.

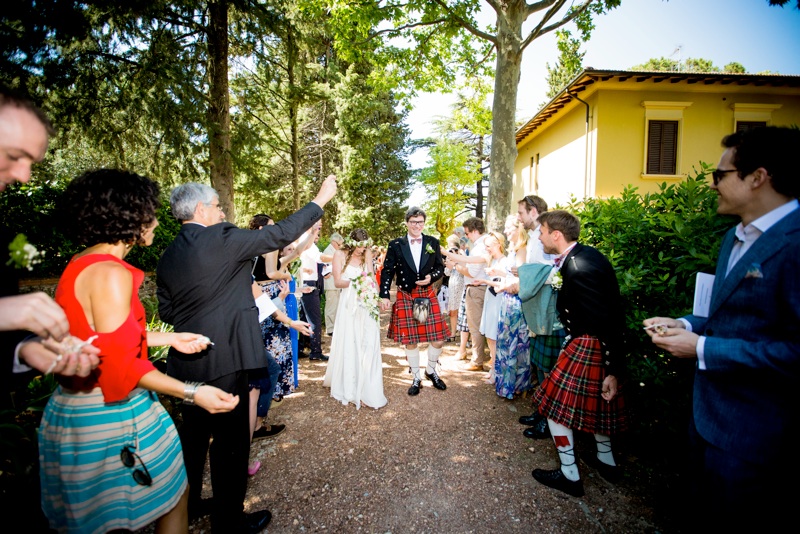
[301,282,323,357]
[179,371,251,532]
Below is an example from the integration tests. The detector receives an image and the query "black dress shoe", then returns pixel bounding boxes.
[408,377,422,396]
[583,453,622,483]
[309,354,329,361]
[425,370,447,390]
[532,468,585,497]
[523,417,551,439]
[246,509,272,533]
[519,412,544,426]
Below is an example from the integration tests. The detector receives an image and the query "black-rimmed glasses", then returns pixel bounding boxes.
[121,445,153,486]
[711,168,737,186]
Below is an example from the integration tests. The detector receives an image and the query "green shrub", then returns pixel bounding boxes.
[566,163,736,467]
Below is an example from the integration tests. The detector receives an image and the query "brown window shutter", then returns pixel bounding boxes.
[647,120,678,174]
[736,121,767,132]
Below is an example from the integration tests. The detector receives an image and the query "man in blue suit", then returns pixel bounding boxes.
[645,126,800,530]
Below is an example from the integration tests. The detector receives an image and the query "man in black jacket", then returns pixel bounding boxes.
[157,176,336,533]
[379,206,450,395]
[528,210,628,498]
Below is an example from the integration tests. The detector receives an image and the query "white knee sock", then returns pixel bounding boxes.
[406,348,420,380]
[594,433,616,466]
[426,346,442,374]
[547,419,579,481]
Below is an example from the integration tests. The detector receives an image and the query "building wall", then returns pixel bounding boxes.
[515,80,800,212]
[514,102,593,208]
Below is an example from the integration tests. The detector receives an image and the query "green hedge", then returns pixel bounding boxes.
[565,163,736,466]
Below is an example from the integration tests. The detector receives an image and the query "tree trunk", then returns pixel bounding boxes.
[487,7,523,232]
[287,24,301,211]
[207,0,234,220]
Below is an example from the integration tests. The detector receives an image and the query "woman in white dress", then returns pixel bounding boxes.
[323,229,387,410]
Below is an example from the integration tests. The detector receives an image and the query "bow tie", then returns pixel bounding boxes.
[554,255,564,267]
[410,238,422,245]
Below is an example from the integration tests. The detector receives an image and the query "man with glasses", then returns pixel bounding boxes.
[644,126,800,531]
[157,176,337,533]
[380,206,449,395]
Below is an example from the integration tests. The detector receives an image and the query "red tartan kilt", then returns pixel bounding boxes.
[532,335,628,435]
[387,286,450,345]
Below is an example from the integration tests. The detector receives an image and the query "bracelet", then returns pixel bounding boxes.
[182,381,204,405]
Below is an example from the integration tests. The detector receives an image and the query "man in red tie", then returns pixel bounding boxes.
[379,207,450,395]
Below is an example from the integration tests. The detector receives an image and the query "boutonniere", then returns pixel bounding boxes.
[549,269,563,290]
[745,263,763,279]
[7,233,44,271]
[425,243,435,254]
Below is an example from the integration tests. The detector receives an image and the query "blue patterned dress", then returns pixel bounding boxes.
[494,251,533,399]
[259,280,295,398]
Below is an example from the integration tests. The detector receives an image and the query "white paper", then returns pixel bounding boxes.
[693,273,715,318]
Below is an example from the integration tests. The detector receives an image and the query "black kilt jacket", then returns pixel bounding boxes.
[379,234,445,298]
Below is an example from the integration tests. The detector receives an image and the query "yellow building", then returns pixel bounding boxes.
[514,69,800,207]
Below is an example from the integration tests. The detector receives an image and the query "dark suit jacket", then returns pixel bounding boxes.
[683,207,800,462]
[156,203,323,390]
[558,243,625,377]
[379,234,444,299]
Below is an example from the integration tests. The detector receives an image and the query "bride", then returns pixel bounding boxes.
[323,228,387,410]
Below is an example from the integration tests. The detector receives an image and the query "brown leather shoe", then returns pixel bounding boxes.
[461,363,483,372]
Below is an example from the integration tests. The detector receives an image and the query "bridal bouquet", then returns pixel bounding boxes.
[351,271,380,322]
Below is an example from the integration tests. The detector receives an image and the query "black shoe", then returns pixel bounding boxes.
[519,412,544,426]
[252,424,286,441]
[523,417,551,439]
[532,468,585,497]
[408,377,422,396]
[246,509,272,533]
[583,453,622,483]
[309,354,329,361]
[425,370,447,390]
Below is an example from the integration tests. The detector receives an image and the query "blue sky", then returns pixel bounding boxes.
[405,0,800,170]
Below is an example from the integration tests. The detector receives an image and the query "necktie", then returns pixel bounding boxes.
[411,238,422,245]
[554,255,563,267]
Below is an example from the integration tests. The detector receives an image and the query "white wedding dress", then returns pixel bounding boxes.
[323,264,387,410]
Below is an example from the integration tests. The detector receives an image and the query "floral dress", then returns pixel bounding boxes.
[259,280,295,398]
[494,250,533,399]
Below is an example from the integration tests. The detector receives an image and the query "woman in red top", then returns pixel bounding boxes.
[38,169,239,534]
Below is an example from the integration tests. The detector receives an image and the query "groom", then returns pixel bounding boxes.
[380,207,450,395]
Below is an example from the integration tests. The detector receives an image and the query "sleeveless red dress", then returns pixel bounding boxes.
[54,253,156,401]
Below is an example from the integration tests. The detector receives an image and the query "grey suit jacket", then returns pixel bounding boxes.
[683,207,800,462]
[156,203,323,390]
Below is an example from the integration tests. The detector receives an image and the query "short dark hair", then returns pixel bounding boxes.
[462,217,485,234]
[405,206,426,222]
[61,169,161,246]
[538,210,580,242]
[518,194,548,214]
[0,85,55,136]
[248,213,272,230]
[722,126,800,198]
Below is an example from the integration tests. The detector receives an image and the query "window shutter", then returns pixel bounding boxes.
[736,121,767,132]
[647,120,678,174]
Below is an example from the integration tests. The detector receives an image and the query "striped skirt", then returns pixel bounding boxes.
[532,336,628,435]
[39,387,187,534]
[387,286,450,345]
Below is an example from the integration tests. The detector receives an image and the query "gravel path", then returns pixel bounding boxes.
[182,308,680,534]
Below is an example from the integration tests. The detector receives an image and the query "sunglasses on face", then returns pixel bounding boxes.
[711,168,738,186]
[121,445,152,486]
